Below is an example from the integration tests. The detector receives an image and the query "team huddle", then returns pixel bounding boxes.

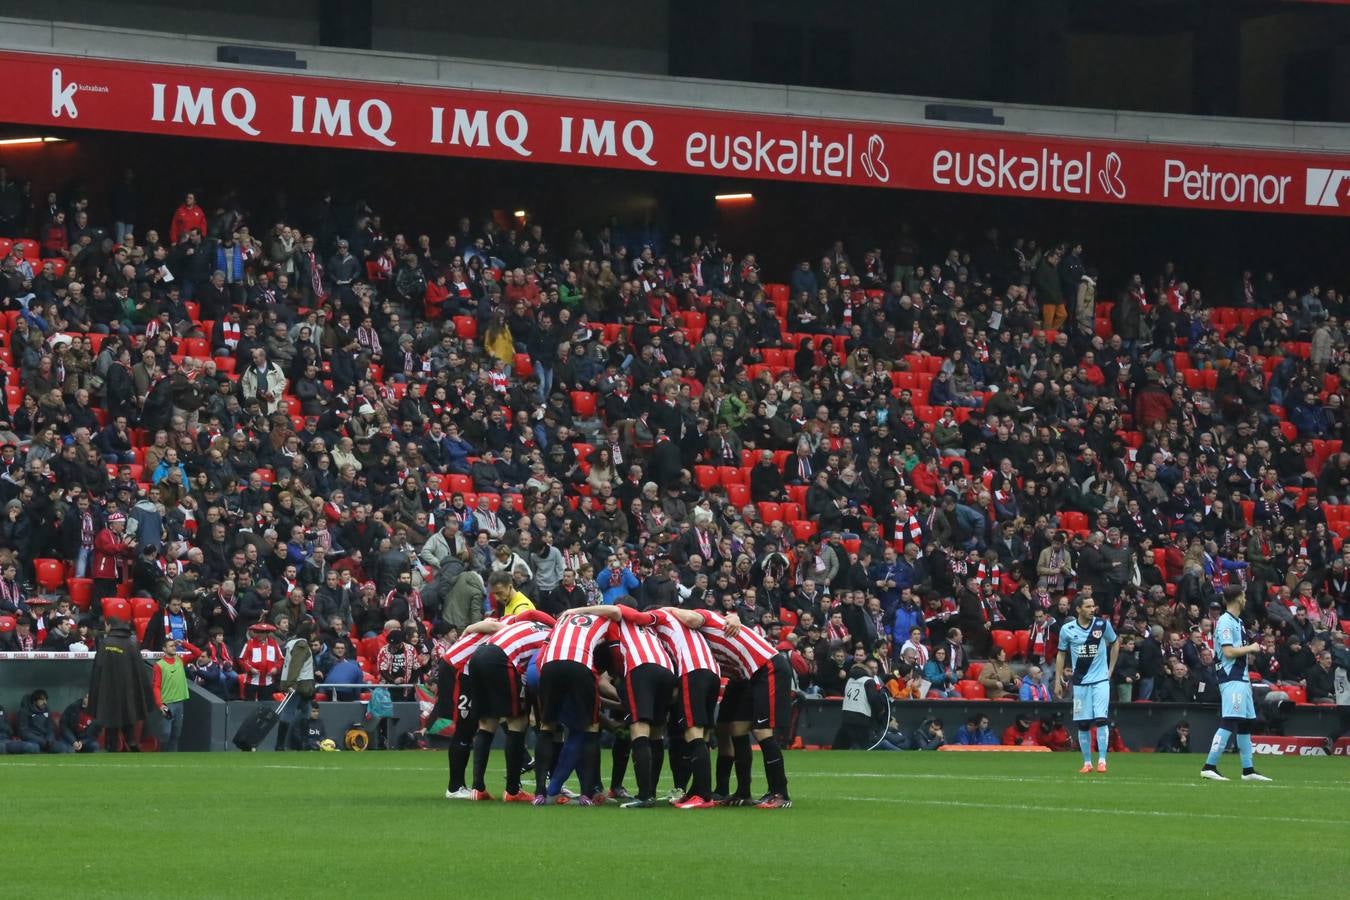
[431,576,793,808]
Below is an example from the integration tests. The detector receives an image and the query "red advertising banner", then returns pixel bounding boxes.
[1251,735,1330,756]
[1,50,1349,215]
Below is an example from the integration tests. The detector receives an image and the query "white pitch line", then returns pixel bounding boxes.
[794,771,1350,791]
[837,795,1349,827]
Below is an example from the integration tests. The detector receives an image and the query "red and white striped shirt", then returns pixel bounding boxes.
[651,609,719,677]
[610,607,672,675]
[693,609,775,680]
[487,616,555,671]
[442,632,488,672]
[537,612,612,671]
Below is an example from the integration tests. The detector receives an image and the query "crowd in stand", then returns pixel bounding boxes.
[0,164,1349,753]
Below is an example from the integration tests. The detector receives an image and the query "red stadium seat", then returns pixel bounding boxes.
[453,315,477,340]
[1059,511,1088,532]
[694,466,719,490]
[758,502,784,523]
[991,630,1018,659]
[956,680,987,700]
[514,353,533,378]
[726,484,750,508]
[1279,684,1307,704]
[789,519,818,540]
[68,578,94,611]
[35,559,66,593]
[570,391,597,417]
[13,238,38,260]
[447,474,472,494]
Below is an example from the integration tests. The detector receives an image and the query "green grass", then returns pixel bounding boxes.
[2,750,1346,898]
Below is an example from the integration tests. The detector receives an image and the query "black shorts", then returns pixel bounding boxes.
[716,677,753,725]
[623,663,677,725]
[750,655,793,730]
[672,669,720,730]
[469,644,523,720]
[539,659,598,729]
[431,660,476,727]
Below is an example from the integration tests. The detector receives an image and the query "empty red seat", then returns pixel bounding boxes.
[956,680,987,700]
[758,502,784,523]
[453,315,477,340]
[694,466,719,490]
[991,630,1018,659]
[34,559,65,593]
[570,391,597,417]
[726,484,750,508]
[841,538,862,555]
[101,597,131,621]
[718,467,746,487]
[447,473,472,494]
[67,578,94,610]
[1279,684,1307,704]
[789,519,818,540]
[1060,511,1088,532]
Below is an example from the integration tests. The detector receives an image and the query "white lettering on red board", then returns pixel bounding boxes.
[289,95,394,146]
[150,83,259,136]
[428,107,531,157]
[558,116,656,166]
[1162,160,1290,205]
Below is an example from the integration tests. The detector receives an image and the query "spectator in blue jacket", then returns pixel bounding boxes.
[923,645,959,698]
[443,422,475,475]
[890,594,924,651]
[869,546,904,613]
[954,713,998,746]
[598,557,640,603]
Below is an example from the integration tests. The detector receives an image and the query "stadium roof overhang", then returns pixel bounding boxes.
[1,21,1349,217]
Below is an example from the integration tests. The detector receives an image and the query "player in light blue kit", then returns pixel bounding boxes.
[1054,595,1118,774]
[1201,587,1272,782]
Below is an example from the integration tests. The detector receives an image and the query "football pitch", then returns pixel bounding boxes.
[2,750,1345,898]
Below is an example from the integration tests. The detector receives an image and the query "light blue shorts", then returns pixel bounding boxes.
[1218,681,1255,720]
[1072,681,1110,724]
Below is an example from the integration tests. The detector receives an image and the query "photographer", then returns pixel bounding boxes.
[275,621,317,752]
[833,663,888,749]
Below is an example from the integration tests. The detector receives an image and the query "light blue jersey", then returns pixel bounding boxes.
[1059,617,1117,686]
[1214,612,1248,683]
[1214,611,1255,719]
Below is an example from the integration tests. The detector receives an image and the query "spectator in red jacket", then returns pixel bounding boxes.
[1029,713,1070,751]
[92,512,136,603]
[1002,712,1037,746]
[169,192,207,244]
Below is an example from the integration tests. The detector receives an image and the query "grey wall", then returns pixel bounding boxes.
[372,0,668,75]
[0,0,321,44]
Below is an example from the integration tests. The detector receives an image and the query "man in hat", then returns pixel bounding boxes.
[238,622,284,701]
[92,511,137,602]
[89,599,152,751]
